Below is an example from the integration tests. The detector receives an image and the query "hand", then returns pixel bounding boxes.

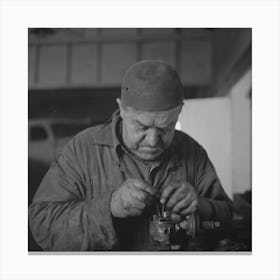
[160,180,198,223]
[110,178,156,218]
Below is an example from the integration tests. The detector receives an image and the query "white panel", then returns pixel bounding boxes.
[178,97,232,198]
[71,44,97,85]
[180,41,212,85]
[142,42,176,68]
[101,43,137,85]
[230,69,252,194]
[28,46,36,87]
[39,45,67,86]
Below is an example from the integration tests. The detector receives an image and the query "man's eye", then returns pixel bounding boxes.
[162,126,173,134]
[162,126,171,131]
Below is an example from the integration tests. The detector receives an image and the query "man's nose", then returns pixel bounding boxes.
[146,128,161,147]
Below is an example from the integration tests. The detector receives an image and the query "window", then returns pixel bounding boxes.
[30,126,48,140]
[51,123,89,138]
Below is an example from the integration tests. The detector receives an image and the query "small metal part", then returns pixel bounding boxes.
[150,207,223,251]
[149,214,172,249]
[201,220,221,230]
[156,202,161,217]
[161,203,165,217]
[184,213,196,239]
[152,214,158,221]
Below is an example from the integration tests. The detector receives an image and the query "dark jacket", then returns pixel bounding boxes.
[29,110,232,251]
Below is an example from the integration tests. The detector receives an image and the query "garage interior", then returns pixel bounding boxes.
[28,28,252,251]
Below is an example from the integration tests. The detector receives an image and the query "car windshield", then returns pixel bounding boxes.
[51,123,89,138]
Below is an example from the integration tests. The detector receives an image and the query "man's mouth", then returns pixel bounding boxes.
[139,147,161,153]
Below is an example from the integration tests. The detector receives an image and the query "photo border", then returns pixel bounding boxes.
[1,0,279,279]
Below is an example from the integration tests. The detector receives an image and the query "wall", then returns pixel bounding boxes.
[28,28,252,197]
[230,69,252,193]
[178,97,233,198]
[212,28,251,96]
[28,28,213,89]
[178,69,252,197]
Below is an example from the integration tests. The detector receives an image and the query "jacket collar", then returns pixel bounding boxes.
[91,109,121,148]
[90,110,123,165]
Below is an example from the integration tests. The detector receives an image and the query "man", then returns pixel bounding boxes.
[29,60,232,251]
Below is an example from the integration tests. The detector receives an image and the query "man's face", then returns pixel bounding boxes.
[119,101,181,161]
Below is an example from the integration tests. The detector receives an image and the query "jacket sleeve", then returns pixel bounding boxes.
[195,147,233,227]
[28,139,118,251]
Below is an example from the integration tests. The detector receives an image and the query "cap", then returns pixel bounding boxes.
[121,60,184,111]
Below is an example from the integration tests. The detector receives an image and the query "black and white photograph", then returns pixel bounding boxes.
[1,1,280,279]
[28,28,252,252]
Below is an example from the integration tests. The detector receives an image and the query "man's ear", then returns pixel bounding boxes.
[116,98,124,118]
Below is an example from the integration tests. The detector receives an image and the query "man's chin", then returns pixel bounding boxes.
[135,149,163,161]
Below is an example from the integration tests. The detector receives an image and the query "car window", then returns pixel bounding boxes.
[30,126,48,140]
[51,123,89,138]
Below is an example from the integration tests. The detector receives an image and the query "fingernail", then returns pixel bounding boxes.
[171,213,176,219]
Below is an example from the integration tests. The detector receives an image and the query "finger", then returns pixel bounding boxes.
[131,187,148,201]
[170,193,193,214]
[132,179,157,196]
[143,194,155,208]
[132,188,155,207]
[170,213,183,223]
[131,197,146,211]
[132,190,154,207]
[160,182,179,205]
[179,219,190,231]
[166,185,189,210]
[179,220,187,230]
[126,181,151,202]
[131,184,153,201]
[126,207,142,216]
[122,188,145,209]
[123,194,146,211]
[137,189,156,201]
[179,200,198,216]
